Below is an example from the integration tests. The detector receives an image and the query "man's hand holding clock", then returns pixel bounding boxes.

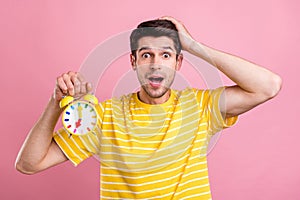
[54,71,92,103]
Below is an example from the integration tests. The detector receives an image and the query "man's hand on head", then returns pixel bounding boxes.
[158,16,196,52]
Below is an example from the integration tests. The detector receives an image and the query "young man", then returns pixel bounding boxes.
[16,16,282,199]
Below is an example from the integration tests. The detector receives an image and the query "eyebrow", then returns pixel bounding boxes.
[137,46,175,52]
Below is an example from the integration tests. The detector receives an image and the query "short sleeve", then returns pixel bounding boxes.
[207,87,238,135]
[53,126,101,166]
[193,87,238,135]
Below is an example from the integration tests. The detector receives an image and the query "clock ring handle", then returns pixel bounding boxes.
[83,94,99,105]
[59,96,74,108]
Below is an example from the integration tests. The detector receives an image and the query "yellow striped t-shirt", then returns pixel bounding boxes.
[53,87,238,200]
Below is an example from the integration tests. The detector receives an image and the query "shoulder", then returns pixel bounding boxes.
[173,87,204,100]
[172,87,195,97]
[177,87,226,106]
[96,93,135,109]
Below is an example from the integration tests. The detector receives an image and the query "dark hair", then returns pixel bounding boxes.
[130,19,182,58]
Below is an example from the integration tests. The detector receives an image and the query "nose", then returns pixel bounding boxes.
[150,55,162,70]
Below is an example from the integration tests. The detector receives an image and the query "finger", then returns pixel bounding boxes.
[62,73,75,96]
[80,82,93,95]
[76,72,85,82]
[86,82,93,93]
[158,16,177,22]
[71,75,81,95]
[158,16,172,19]
[56,76,68,94]
[54,85,64,101]
[80,82,87,94]
[160,16,184,28]
[158,16,184,32]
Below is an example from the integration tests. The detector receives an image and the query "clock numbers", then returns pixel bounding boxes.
[63,101,98,136]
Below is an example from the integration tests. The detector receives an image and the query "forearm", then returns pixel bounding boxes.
[15,96,63,172]
[189,41,282,97]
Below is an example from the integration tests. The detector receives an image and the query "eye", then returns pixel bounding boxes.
[142,53,151,59]
[162,53,171,59]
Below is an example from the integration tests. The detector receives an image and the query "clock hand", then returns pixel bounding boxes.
[77,104,83,119]
[75,104,83,129]
[75,119,82,128]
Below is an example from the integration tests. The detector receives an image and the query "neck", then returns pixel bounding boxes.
[138,89,171,105]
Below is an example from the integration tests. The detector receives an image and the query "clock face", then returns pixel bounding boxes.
[62,101,98,135]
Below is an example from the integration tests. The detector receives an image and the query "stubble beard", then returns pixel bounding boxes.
[137,66,176,99]
[141,84,170,99]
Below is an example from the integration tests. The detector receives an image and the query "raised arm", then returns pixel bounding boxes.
[15,71,92,174]
[161,16,282,118]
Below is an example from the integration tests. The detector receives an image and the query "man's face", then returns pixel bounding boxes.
[131,36,182,99]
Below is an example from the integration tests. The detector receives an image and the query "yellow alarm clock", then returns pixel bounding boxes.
[59,94,99,136]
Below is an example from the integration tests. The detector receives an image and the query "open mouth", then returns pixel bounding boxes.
[148,76,164,88]
[149,77,164,83]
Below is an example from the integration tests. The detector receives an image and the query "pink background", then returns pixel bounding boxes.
[1,0,299,199]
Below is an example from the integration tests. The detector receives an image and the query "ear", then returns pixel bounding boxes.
[130,54,136,70]
[175,53,183,71]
